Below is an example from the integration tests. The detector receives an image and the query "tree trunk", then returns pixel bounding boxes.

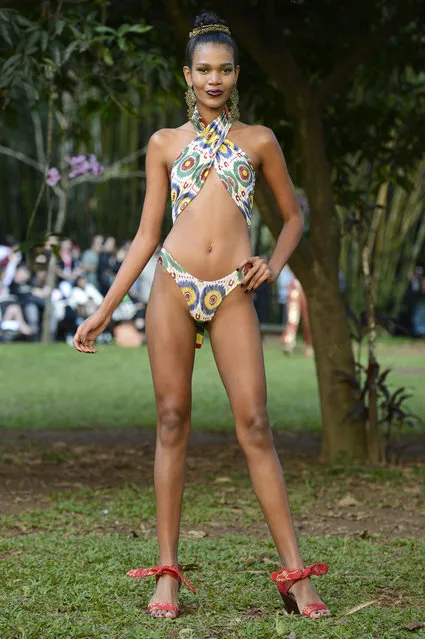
[257,176,367,460]
[294,88,367,460]
[362,241,381,463]
[362,184,387,462]
[255,87,368,461]
[305,266,367,460]
[41,180,69,344]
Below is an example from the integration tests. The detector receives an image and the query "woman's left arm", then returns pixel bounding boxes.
[239,127,304,293]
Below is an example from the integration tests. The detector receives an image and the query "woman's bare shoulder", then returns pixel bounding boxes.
[150,123,192,143]
[148,123,194,155]
[247,123,277,142]
[235,122,276,146]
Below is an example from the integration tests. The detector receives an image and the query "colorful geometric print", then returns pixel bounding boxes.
[158,247,244,348]
[170,106,255,226]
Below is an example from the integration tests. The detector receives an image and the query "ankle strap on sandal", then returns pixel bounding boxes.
[270,562,328,595]
[126,564,196,594]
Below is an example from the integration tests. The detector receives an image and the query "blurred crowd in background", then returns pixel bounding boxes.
[0,235,158,346]
[1,234,425,347]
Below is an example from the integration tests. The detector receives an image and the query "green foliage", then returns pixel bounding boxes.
[211,0,425,177]
[337,357,421,462]
[0,3,178,241]
[0,5,169,117]
[339,158,425,319]
[330,68,425,208]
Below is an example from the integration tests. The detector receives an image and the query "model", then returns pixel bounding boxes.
[74,11,330,621]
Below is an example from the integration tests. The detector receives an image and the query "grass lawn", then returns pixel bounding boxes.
[2,464,425,639]
[1,339,424,432]
[1,339,425,637]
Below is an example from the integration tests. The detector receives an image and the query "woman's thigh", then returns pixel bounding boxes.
[146,264,197,415]
[208,289,268,424]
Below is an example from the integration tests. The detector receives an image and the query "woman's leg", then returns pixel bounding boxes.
[145,264,196,618]
[208,289,328,617]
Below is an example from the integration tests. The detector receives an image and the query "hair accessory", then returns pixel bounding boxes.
[185,85,197,119]
[189,24,231,39]
[229,85,239,120]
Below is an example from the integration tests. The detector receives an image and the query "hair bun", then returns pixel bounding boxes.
[193,12,227,28]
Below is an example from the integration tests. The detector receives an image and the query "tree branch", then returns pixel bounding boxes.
[318,3,420,106]
[213,0,306,108]
[29,108,45,164]
[68,169,146,188]
[0,145,44,172]
[0,0,39,6]
[163,0,191,46]
[108,145,147,170]
[0,143,147,178]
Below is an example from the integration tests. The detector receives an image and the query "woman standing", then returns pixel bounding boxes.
[74,12,330,621]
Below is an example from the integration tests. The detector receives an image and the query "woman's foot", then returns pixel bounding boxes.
[127,564,196,619]
[289,577,330,618]
[270,563,330,618]
[148,573,180,618]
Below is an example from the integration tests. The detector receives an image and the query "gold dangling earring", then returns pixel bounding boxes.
[229,85,240,120]
[185,85,197,119]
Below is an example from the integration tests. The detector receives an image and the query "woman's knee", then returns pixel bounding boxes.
[157,400,190,448]
[236,408,273,451]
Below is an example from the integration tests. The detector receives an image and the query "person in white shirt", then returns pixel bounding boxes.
[280,270,313,357]
[276,264,293,325]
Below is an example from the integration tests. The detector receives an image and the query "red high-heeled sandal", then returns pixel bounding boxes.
[270,562,330,618]
[127,564,196,618]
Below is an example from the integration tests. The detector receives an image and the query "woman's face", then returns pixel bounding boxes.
[184,43,239,113]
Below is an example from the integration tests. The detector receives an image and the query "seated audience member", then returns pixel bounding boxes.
[97,236,119,296]
[129,245,161,341]
[0,237,22,288]
[9,264,46,339]
[71,274,104,319]
[56,238,81,284]
[71,243,82,268]
[65,274,105,345]
[81,234,103,288]
[116,240,131,268]
[411,268,425,337]
[0,283,33,340]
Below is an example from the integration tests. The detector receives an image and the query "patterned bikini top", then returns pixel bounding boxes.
[170,107,255,227]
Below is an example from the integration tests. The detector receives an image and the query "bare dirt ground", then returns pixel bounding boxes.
[1,428,425,538]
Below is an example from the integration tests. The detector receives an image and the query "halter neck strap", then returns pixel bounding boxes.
[191,106,232,136]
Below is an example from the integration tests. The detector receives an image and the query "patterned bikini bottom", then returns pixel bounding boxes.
[158,247,244,348]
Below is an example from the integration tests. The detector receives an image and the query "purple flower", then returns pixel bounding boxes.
[67,153,104,179]
[88,154,104,176]
[46,167,61,186]
[68,154,87,168]
[91,162,104,176]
